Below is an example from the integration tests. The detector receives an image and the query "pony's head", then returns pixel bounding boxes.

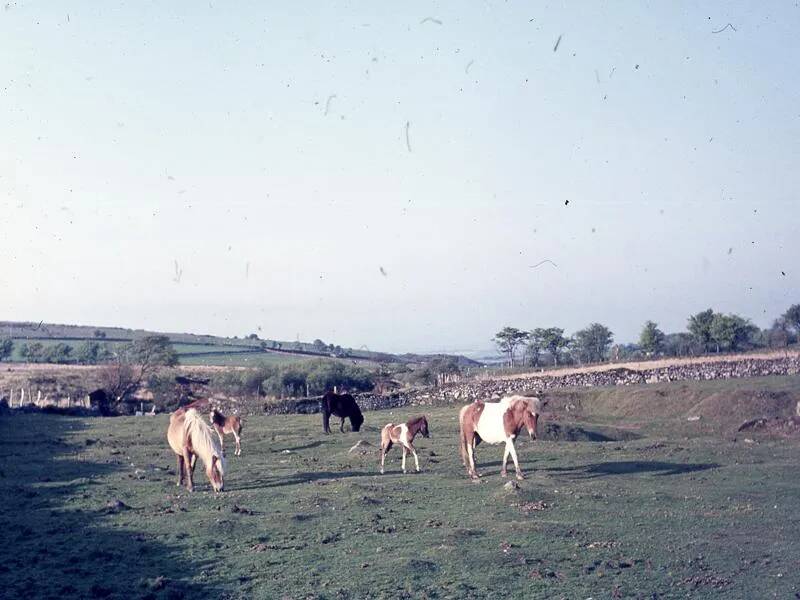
[418,416,430,438]
[510,397,540,440]
[350,410,364,432]
[208,454,225,492]
[524,398,542,440]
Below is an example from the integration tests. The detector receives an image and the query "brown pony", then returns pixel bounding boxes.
[379,415,430,474]
[459,395,541,480]
[210,408,243,456]
[167,407,225,492]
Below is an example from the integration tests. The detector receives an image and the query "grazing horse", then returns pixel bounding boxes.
[209,408,243,456]
[321,391,364,433]
[379,415,430,474]
[167,407,225,492]
[459,395,541,481]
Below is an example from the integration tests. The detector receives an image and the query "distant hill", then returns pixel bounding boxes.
[0,321,482,368]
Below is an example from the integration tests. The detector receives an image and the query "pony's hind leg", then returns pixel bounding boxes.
[233,431,241,456]
[183,448,195,491]
[401,446,407,474]
[380,441,392,474]
[176,455,184,486]
[466,440,479,479]
[340,417,346,433]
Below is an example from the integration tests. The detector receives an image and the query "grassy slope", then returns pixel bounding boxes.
[2,380,800,599]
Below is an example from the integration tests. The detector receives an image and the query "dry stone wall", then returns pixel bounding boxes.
[262,355,800,415]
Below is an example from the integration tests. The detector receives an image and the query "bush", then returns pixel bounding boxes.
[210,359,374,399]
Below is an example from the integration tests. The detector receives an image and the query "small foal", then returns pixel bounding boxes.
[209,408,243,456]
[379,415,430,474]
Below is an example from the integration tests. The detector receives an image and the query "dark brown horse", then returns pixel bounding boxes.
[380,415,430,474]
[321,391,364,433]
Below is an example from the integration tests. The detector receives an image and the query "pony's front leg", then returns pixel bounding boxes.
[233,432,241,456]
[410,444,420,473]
[176,455,184,487]
[340,417,346,433]
[507,439,524,480]
[401,446,407,474]
[216,429,225,452]
[183,448,195,491]
[501,445,511,477]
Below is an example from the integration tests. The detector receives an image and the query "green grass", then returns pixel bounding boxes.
[2,391,799,599]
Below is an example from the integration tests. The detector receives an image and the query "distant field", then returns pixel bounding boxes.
[178,350,314,367]
[3,337,384,368]
[2,376,799,598]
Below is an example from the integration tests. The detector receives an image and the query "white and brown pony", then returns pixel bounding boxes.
[209,408,243,456]
[459,395,541,480]
[167,407,225,492]
[380,415,430,474]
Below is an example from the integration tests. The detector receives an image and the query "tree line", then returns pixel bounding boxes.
[494,303,800,367]
[0,339,114,364]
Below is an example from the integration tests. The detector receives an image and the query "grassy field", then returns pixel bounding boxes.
[1,381,799,599]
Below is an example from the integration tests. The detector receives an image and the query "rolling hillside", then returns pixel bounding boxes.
[0,321,481,368]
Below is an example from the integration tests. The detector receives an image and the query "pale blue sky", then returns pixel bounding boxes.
[1,2,798,354]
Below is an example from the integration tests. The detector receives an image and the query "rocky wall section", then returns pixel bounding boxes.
[261,355,800,415]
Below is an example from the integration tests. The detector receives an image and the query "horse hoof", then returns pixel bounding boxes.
[501,471,508,478]
[516,474,525,481]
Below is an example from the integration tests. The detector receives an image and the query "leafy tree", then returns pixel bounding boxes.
[0,338,13,362]
[305,360,374,395]
[43,342,73,363]
[75,341,112,364]
[534,327,569,366]
[766,319,792,348]
[708,313,757,352]
[493,327,529,366]
[639,321,666,356]
[19,342,46,362]
[572,323,614,364]
[783,304,800,335]
[687,309,715,352]
[524,331,543,366]
[93,329,107,339]
[663,332,702,357]
[312,339,327,353]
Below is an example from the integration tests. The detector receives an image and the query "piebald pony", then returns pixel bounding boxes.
[459,395,541,480]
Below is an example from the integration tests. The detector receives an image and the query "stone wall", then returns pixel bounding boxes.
[261,355,800,415]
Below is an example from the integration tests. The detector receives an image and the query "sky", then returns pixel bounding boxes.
[1,1,798,355]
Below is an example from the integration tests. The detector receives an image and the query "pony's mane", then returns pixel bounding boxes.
[408,415,427,428]
[504,395,542,415]
[185,409,225,475]
[210,408,226,426]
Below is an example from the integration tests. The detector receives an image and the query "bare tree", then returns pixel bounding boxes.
[99,336,178,410]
